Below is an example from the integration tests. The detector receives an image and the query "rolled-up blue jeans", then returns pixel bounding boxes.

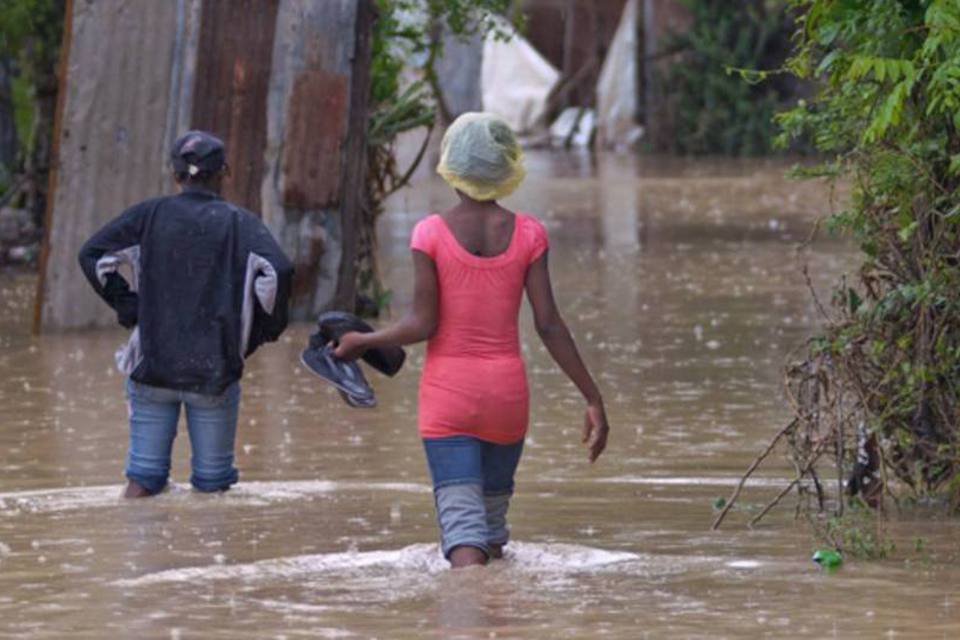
[125,379,240,494]
[422,435,524,559]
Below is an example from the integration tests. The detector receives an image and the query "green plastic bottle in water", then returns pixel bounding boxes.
[812,549,843,570]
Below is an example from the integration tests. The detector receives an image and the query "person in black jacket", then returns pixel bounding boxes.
[78,131,294,498]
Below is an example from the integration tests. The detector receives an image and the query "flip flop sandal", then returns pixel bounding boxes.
[338,388,377,409]
[317,310,406,377]
[300,343,376,406]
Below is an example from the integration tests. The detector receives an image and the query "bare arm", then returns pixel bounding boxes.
[525,250,609,462]
[334,250,438,357]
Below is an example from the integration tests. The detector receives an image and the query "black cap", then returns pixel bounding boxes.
[171,130,225,177]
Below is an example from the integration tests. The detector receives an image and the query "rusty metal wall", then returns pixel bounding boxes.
[37,0,199,330]
[281,69,349,210]
[260,0,365,318]
[191,0,279,212]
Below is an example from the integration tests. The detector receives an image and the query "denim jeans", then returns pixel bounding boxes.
[422,435,524,558]
[125,379,240,494]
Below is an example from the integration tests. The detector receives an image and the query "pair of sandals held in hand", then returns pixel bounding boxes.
[300,311,406,408]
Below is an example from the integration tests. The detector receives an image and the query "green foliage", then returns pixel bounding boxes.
[779,0,960,505]
[819,509,895,560]
[11,74,33,153]
[664,0,798,155]
[0,0,54,56]
[0,0,63,89]
[0,0,63,178]
[370,0,514,129]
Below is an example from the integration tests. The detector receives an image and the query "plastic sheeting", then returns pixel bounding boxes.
[435,29,484,117]
[597,0,642,149]
[481,19,559,134]
[549,107,596,148]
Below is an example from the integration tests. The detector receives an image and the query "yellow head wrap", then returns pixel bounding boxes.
[436,112,526,201]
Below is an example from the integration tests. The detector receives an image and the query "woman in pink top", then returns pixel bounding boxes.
[336,113,609,568]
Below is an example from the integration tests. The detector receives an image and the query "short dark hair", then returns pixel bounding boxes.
[174,169,223,190]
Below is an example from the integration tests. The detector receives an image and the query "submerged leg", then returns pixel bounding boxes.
[123,480,153,498]
[482,439,524,557]
[449,544,488,568]
[434,483,491,565]
[124,380,180,497]
[184,383,241,493]
[422,437,490,567]
[484,493,511,558]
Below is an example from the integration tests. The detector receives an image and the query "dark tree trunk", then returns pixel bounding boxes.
[24,0,66,227]
[25,72,57,226]
[642,0,692,150]
[333,0,375,312]
[0,57,17,176]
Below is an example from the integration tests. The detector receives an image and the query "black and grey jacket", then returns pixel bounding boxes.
[78,187,294,395]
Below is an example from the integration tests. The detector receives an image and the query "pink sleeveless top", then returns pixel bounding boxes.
[410,213,549,444]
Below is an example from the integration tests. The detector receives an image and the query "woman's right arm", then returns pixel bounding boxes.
[334,250,438,357]
[525,250,610,462]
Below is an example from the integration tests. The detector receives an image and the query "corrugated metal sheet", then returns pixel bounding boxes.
[38,0,190,329]
[191,0,279,213]
[281,69,349,210]
[259,0,362,317]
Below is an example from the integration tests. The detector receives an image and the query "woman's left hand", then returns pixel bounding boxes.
[333,332,369,361]
[583,402,610,463]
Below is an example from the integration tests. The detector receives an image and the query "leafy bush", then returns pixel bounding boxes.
[663,0,798,155]
[715,0,960,536]
[780,0,960,507]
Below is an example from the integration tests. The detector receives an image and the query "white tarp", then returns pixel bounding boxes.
[596,0,642,149]
[481,19,559,133]
[549,107,596,148]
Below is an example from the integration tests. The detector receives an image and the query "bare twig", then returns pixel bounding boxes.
[383,124,434,199]
[748,478,800,528]
[711,419,798,530]
[749,441,829,528]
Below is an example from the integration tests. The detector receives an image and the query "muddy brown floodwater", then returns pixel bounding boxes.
[1,153,959,639]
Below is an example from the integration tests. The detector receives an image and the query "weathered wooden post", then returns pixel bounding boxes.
[35,0,374,331]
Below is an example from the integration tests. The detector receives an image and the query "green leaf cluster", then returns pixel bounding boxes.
[370,0,513,138]
[0,0,63,175]
[781,0,960,503]
[663,0,798,155]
